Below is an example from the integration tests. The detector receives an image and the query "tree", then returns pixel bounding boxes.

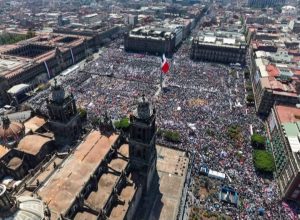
[227,125,241,140]
[163,130,180,142]
[253,150,275,173]
[78,108,87,119]
[251,133,266,149]
[114,117,130,129]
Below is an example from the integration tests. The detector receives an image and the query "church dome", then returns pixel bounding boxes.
[0,118,25,147]
[0,184,48,220]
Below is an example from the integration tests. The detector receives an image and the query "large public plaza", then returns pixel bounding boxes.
[26,35,299,220]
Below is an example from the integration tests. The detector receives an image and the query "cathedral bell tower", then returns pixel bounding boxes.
[129,95,157,194]
[46,79,81,145]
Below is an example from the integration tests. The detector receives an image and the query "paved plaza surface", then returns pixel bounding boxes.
[26,35,299,220]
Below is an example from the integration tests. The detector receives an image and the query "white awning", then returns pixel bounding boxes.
[7,84,30,95]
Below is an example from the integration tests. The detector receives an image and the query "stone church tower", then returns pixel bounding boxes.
[46,79,81,145]
[129,95,157,194]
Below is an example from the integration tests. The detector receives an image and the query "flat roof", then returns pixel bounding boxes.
[256,58,269,77]
[203,36,216,43]
[282,123,300,153]
[223,38,236,45]
[260,77,298,96]
[147,146,189,220]
[0,33,90,79]
[7,83,30,94]
[0,58,28,77]
[38,131,118,218]
[275,105,300,124]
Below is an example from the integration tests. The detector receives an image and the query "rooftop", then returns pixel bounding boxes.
[146,145,189,220]
[275,105,300,124]
[24,116,47,133]
[17,134,52,155]
[0,144,9,158]
[282,123,300,153]
[194,30,246,47]
[0,33,90,80]
[37,131,118,219]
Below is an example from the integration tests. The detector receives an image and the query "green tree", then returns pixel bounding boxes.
[114,117,130,129]
[78,108,87,119]
[253,150,275,172]
[227,125,241,140]
[251,133,266,149]
[163,130,180,142]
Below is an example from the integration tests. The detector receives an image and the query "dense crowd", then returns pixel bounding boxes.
[25,34,300,220]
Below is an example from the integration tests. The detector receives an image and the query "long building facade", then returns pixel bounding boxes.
[190,31,247,65]
[0,26,121,107]
[124,26,181,56]
[267,105,300,201]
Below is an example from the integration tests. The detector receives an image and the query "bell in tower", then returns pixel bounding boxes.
[46,79,81,145]
[129,95,157,194]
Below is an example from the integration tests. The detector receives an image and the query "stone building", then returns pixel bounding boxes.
[11,95,191,220]
[190,31,247,65]
[0,117,25,148]
[124,26,179,56]
[46,80,81,145]
[0,134,54,180]
[0,184,49,220]
[0,33,93,107]
[129,95,158,195]
[0,76,9,107]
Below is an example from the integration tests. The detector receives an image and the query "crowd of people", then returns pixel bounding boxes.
[155,42,296,220]
[25,32,300,220]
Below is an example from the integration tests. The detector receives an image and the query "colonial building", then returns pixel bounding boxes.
[0,133,54,180]
[0,184,49,219]
[46,80,81,145]
[190,31,247,65]
[0,117,25,148]
[124,26,182,56]
[0,29,116,107]
[3,95,191,220]
[129,95,158,195]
